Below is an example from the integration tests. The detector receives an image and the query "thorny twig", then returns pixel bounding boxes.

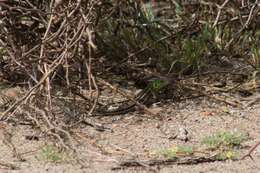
[213,0,230,27]
[241,141,260,160]
[0,0,100,152]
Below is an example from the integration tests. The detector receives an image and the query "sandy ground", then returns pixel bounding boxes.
[0,97,259,173]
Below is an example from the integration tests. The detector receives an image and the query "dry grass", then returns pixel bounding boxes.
[0,0,259,154]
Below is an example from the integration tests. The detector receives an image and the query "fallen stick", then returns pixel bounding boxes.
[0,161,19,170]
[112,155,220,170]
[241,141,260,160]
[184,86,242,107]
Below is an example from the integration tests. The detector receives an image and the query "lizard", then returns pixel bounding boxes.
[93,78,170,116]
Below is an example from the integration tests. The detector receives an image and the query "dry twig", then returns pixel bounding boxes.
[241,141,260,160]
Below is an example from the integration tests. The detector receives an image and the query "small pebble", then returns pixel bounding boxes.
[177,127,189,142]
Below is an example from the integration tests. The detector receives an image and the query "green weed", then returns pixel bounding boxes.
[0,47,6,57]
[95,2,259,76]
[215,150,239,160]
[251,44,260,69]
[149,79,168,92]
[201,131,248,150]
[160,145,194,159]
[37,145,63,163]
[141,2,155,22]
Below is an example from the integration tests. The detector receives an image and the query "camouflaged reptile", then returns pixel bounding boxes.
[93,78,170,116]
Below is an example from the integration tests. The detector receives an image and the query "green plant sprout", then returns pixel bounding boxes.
[37,145,63,163]
[201,131,248,150]
[160,145,194,159]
